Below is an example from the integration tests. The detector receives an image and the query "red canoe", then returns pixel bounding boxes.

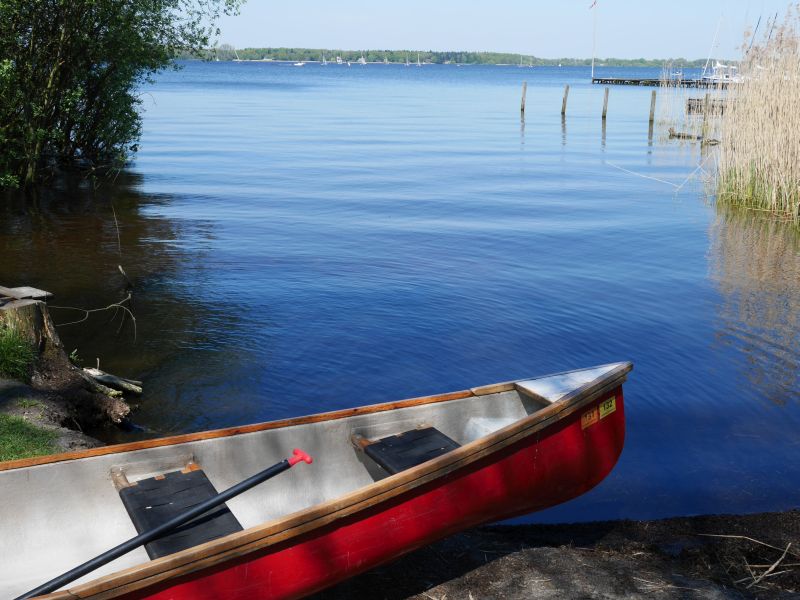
[0,361,632,599]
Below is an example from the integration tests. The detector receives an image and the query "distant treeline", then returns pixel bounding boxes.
[175,46,707,68]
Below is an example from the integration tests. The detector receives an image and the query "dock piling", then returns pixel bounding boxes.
[649,90,657,124]
[561,84,570,116]
[602,87,609,120]
[520,81,527,116]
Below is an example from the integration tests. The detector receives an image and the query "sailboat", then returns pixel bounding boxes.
[417,52,422,67]
[358,52,366,65]
[336,56,343,65]
[700,18,742,84]
[405,54,410,67]
[321,52,327,66]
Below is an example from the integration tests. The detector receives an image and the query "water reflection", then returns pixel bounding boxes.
[710,206,800,407]
[601,119,607,150]
[0,176,241,438]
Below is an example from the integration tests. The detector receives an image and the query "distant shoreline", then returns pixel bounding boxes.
[175,47,709,69]
[188,59,700,68]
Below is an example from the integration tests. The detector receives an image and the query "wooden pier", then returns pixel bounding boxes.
[592,77,729,89]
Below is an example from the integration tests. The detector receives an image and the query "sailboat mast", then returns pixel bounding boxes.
[591,2,597,79]
[703,17,723,79]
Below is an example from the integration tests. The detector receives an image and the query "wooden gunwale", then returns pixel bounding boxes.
[0,390,473,473]
[47,362,632,599]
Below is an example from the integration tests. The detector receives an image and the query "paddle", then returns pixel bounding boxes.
[17,448,313,600]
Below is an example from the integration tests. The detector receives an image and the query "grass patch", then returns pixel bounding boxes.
[0,414,59,461]
[16,398,43,409]
[0,325,35,380]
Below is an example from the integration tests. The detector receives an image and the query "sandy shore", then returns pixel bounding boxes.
[314,511,799,599]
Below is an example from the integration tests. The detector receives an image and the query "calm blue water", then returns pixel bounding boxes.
[2,63,798,523]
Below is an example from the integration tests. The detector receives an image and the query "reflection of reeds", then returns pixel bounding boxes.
[710,204,800,405]
[717,6,800,223]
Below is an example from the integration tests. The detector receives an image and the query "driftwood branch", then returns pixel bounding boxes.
[668,127,720,146]
[747,543,792,589]
[78,370,123,397]
[51,292,136,340]
[82,367,142,395]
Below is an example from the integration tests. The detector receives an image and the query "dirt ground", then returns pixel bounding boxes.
[314,511,800,599]
[0,378,102,452]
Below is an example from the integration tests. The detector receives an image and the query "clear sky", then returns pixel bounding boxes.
[217,0,794,60]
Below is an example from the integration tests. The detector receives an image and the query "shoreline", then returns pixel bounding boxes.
[1,295,131,458]
[0,377,103,457]
[316,510,800,599]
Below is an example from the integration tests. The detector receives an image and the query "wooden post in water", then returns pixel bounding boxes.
[649,90,657,123]
[520,81,527,116]
[701,92,711,136]
[602,87,609,120]
[561,84,570,116]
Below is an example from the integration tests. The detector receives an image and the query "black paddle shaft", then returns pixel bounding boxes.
[17,448,313,600]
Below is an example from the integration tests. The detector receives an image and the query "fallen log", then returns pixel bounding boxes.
[82,368,142,395]
[668,127,720,146]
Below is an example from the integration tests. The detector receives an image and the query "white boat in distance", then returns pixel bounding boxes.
[293,62,304,67]
[702,61,742,83]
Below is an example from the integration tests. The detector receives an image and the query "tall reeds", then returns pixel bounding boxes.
[716,6,800,223]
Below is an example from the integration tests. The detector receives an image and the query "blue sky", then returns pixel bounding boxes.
[217,1,793,59]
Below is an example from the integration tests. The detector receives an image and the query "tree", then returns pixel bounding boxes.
[0,0,242,187]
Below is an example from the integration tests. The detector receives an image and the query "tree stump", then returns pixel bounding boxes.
[0,298,130,425]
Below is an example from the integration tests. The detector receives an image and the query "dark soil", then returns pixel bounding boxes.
[0,378,102,453]
[314,511,800,599]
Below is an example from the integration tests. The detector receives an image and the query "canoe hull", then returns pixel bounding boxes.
[129,386,625,600]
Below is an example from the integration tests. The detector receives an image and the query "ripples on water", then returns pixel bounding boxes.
[1,63,798,522]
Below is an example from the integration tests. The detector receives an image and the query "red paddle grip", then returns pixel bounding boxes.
[288,448,313,466]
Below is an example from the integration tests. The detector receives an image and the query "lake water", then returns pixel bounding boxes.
[1,62,798,523]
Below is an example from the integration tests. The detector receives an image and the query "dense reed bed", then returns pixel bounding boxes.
[716,7,800,223]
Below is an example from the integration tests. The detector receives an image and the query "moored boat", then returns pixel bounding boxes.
[1,361,632,599]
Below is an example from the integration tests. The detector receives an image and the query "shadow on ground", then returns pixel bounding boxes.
[312,511,800,599]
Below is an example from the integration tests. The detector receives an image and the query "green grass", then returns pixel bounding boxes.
[0,414,59,461]
[16,398,42,409]
[0,325,35,380]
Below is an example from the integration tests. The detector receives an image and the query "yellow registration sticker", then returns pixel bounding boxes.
[581,407,599,429]
[599,397,617,419]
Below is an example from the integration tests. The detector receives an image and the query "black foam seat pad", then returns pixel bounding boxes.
[364,427,461,474]
[119,469,243,559]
